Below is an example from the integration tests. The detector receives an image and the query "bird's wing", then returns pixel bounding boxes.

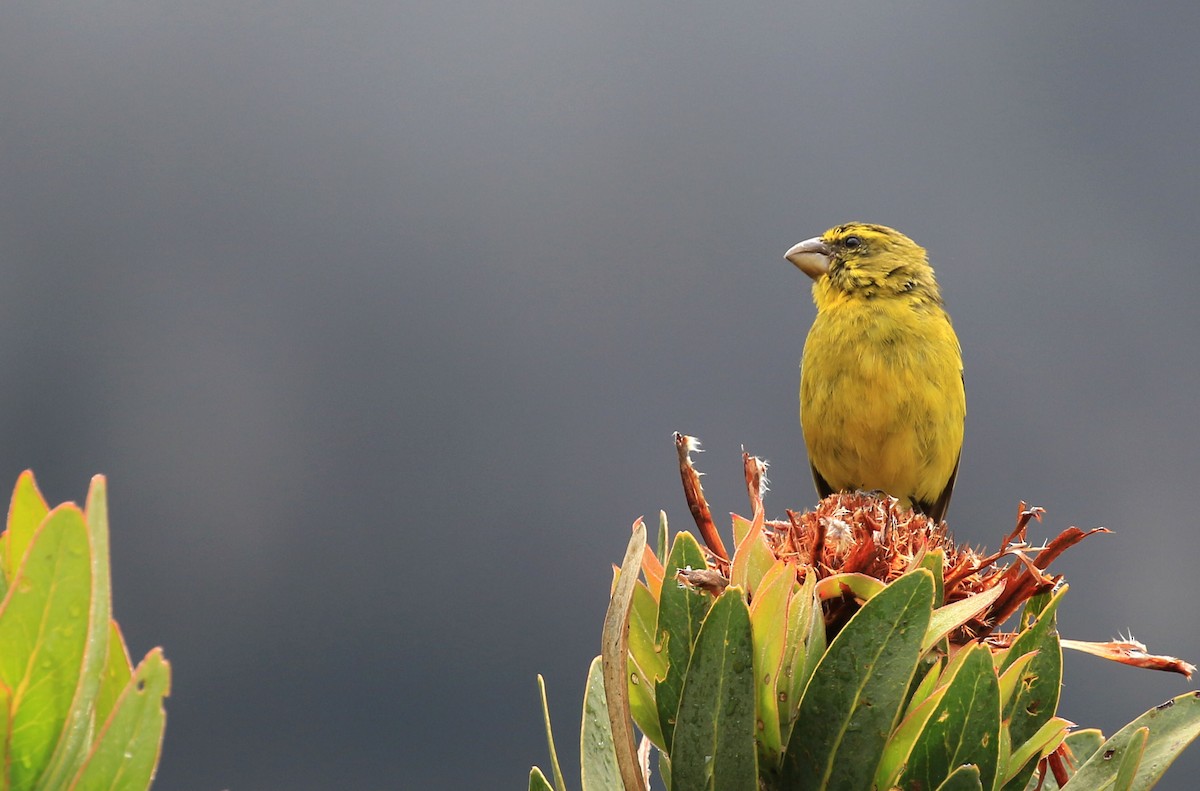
[810,463,835,500]
[916,452,960,525]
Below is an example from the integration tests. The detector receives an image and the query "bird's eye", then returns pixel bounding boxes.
[843,235,862,249]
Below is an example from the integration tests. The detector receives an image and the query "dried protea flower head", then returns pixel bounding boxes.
[669,433,1190,675]
[674,432,1010,608]
[774,491,965,583]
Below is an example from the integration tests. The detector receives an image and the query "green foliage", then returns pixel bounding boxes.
[897,645,1000,790]
[581,658,620,791]
[0,472,170,791]
[782,570,934,789]
[531,518,1200,790]
[1001,590,1065,750]
[1054,692,1200,791]
[529,766,555,791]
[653,532,708,751]
[670,589,756,791]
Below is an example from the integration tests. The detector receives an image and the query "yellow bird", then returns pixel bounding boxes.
[785,223,965,523]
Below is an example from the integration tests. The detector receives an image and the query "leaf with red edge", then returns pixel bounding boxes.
[778,573,821,746]
[627,581,666,749]
[95,621,133,730]
[38,475,115,791]
[0,680,12,791]
[68,649,170,791]
[1060,692,1200,791]
[748,561,793,763]
[0,504,91,791]
[815,572,885,603]
[3,470,49,589]
[655,531,711,750]
[923,582,1006,652]
[640,544,664,602]
[730,515,774,597]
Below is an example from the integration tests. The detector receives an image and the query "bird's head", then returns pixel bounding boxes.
[785,223,939,300]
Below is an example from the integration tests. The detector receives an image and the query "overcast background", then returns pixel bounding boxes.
[1,2,1198,789]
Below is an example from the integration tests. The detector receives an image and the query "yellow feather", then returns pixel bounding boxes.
[791,223,965,521]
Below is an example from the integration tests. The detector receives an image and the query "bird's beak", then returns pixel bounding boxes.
[785,237,832,280]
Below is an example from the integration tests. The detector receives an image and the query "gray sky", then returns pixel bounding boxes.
[2,2,1199,788]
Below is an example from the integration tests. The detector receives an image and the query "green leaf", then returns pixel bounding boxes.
[1003,717,1070,789]
[0,682,13,789]
[536,674,567,791]
[655,531,711,749]
[880,646,995,790]
[777,573,821,747]
[67,648,170,791]
[814,572,885,603]
[879,647,984,790]
[780,569,935,790]
[899,644,1000,791]
[529,766,555,791]
[0,504,91,790]
[923,582,1006,652]
[747,561,793,764]
[936,763,984,791]
[670,588,757,791]
[798,576,825,690]
[1023,729,1106,791]
[629,581,665,683]
[875,682,948,790]
[1020,589,1055,624]
[1113,727,1148,791]
[1061,691,1200,791]
[657,512,668,566]
[731,514,752,546]
[95,622,134,738]
[600,522,648,791]
[1000,588,1065,751]
[581,656,620,791]
[1064,728,1105,768]
[627,582,666,749]
[730,517,774,597]
[917,548,946,605]
[39,476,114,791]
[3,470,49,589]
[907,656,945,714]
[1005,756,1039,791]
[996,651,1038,711]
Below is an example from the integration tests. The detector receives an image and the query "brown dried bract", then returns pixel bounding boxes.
[676,566,729,596]
[675,432,728,564]
[1061,638,1196,679]
[771,492,945,578]
[674,438,1116,645]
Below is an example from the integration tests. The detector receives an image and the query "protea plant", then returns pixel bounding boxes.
[530,435,1200,791]
[0,471,170,790]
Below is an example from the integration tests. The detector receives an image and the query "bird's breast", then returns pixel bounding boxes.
[799,297,965,502]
